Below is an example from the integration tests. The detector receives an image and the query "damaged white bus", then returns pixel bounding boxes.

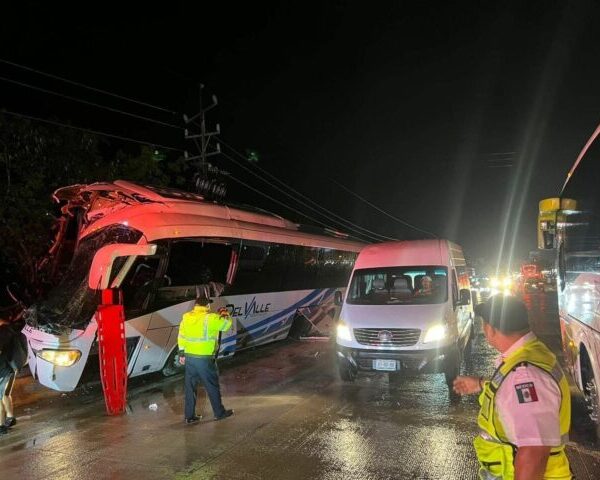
[23,180,364,391]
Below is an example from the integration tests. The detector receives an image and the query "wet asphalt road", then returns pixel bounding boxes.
[1,292,600,479]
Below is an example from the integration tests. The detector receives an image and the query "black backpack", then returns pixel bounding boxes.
[0,325,27,370]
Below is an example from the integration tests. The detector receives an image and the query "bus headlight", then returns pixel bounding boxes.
[38,349,82,367]
[423,324,446,343]
[336,322,352,342]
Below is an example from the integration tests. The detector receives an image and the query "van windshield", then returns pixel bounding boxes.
[346,266,448,305]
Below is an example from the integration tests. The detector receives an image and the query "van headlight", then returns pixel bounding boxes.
[423,324,446,343]
[336,321,352,342]
[38,349,82,367]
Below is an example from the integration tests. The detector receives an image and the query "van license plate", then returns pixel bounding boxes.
[373,359,397,371]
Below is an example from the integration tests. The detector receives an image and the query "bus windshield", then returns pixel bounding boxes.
[346,266,448,305]
[27,225,143,333]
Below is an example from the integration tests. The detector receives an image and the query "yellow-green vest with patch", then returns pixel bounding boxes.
[474,337,571,480]
[178,306,232,357]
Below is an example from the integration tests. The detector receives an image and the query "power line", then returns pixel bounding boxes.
[1,110,183,152]
[219,140,396,241]
[0,75,183,130]
[330,178,438,238]
[218,138,431,239]
[0,57,178,115]
[219,141,396,241]
[227,173,351,235]
[219,149,387,242]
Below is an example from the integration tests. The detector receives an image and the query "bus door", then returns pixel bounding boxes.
[116,245,171,375]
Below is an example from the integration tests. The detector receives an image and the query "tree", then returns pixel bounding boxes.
[0,115,190,301]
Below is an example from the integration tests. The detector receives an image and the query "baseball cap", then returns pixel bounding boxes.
[474,294,530,333]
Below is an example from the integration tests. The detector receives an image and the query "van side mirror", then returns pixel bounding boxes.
[458,288,471,306]
[88,243,157,290]
[334,290,343,306]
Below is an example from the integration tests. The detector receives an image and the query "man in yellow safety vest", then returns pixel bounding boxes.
[178,296,233,424]
[453,294,571,480]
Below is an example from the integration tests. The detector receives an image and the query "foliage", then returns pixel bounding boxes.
[0,115,189,300]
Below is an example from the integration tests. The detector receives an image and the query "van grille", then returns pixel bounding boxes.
[353,328,421,347]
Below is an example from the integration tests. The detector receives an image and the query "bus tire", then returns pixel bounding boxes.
[161,347,184,377]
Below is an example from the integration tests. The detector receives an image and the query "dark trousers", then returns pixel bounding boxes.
[184,356,226,419]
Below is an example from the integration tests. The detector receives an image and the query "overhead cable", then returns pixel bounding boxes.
[0,75,183,129]
[0,57,178,114]
[226,173,354,236]
[330,178,438,238]
[219,139,397,241]
[219,150,385,242]
[1,110,183,152]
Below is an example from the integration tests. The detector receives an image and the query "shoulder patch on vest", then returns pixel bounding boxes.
[515,382,538,403]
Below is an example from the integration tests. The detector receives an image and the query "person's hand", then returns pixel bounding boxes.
[453,375,482,395]
[218,307,230,317]
[178,355,185,366]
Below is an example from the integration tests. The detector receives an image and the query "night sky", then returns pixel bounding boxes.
[2,1,600,272]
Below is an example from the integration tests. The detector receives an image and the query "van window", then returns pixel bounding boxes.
[347,266,448,305]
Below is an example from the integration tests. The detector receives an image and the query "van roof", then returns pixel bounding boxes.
[354,240,464,269]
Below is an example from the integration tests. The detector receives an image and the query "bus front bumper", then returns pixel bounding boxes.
[23,320,98,392]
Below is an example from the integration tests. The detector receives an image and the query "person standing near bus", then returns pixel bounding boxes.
[453,294,571,480]
[178,296,234,424]
[0,314,27,435]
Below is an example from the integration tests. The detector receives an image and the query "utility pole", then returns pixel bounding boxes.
[183,84,227,200]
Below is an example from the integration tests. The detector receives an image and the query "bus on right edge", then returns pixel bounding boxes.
[538,123,600,436]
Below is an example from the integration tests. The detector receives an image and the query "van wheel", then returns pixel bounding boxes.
[444,347,462,388]
[338,361,357,382]
[162,348,184,377]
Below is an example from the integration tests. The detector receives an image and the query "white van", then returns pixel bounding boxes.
[335,239,474,391]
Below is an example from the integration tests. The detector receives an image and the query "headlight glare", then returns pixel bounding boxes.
[38,349,82,367]
[336,322,352,342]
[423,324,446,343]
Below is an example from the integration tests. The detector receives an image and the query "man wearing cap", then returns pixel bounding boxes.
[178,297,234,424]
[453,294,571,480]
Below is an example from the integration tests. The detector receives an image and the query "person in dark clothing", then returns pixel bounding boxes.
[0,316,27,435]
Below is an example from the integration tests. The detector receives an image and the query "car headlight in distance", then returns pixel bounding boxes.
[423,324,446,343]
[336,322,352,342]
[38,349,82,367]
[503,278,512,287]
[490,278,499,288]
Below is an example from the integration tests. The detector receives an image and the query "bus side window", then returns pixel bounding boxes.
[155,240,233,308]
[227,242,283,295]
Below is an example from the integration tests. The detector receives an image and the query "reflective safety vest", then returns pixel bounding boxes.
[178,306,232,357]
[475,337,571,480]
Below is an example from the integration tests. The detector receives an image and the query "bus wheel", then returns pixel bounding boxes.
[162,348,184,377]
[338,361,357,382]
